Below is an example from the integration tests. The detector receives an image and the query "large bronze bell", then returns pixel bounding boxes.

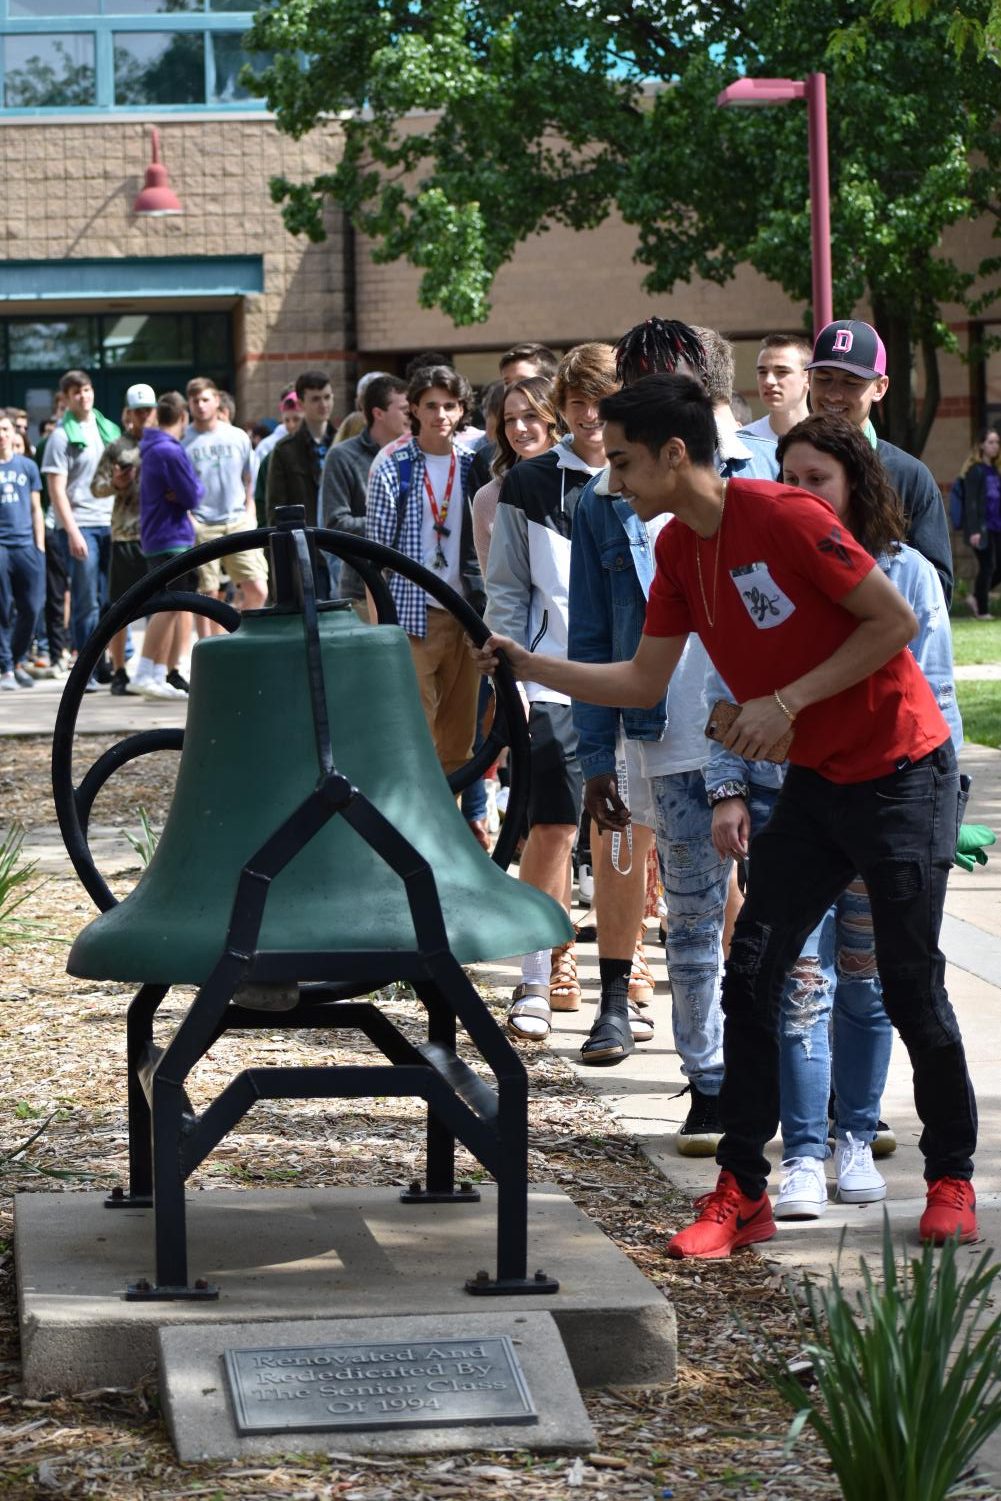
[52,510,571,1301]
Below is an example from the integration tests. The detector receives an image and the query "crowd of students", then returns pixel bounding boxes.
[0,319,985,1258]
[468,317,979,1259]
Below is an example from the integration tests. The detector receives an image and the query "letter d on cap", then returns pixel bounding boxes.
[833,329,854,353]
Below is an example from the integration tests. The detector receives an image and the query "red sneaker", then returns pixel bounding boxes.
[919,1178,978,1245]
[667,1170,776,1259]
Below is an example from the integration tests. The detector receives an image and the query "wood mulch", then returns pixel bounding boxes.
[0,735,844,1500]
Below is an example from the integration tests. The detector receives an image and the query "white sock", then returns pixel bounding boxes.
[153,662,167,685]
[134,656,155,683]
[520,948,550,987]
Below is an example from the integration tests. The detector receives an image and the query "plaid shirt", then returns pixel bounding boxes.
[365,435,479,637]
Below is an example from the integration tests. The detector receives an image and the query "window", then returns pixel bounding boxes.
[8,0,88,14]
[101,314,195,367]
[0,0,272,114]
[114,30,204,104]
[8,318,100,370]
[209,31,267,102]
[3,32,95,107]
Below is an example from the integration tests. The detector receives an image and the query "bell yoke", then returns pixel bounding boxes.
[52,507,570,1301]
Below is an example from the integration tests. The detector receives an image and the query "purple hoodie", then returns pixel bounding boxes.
[139,426,204,555]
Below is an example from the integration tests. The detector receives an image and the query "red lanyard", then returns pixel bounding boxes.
[423,449,457,541]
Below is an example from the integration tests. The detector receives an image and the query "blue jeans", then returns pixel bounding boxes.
[0,543,45,672]
[720,745,975,1196]
[645,768,729,1094]
[52,525,111,653]
[747,785,893,1159]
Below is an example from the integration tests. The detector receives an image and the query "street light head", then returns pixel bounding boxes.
[716,77,807,108]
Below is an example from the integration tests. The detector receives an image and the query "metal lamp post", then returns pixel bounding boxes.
[716,74,832,339]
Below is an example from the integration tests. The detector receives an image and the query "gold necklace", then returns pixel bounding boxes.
[695,480,727,627]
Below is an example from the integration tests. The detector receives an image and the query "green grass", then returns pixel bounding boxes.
[950,614,1001,666]
[956,681,1001,749]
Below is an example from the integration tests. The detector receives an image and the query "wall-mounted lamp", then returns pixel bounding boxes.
[133,127,183,217]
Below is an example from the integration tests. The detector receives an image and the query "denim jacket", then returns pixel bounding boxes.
[568,475,666,780]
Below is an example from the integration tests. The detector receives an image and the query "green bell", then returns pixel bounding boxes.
[68,607,571,985]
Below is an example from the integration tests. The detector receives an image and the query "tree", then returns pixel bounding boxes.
[244,0,1001,454]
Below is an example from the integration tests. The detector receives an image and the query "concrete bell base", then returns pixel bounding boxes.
[15,1184,676,1398]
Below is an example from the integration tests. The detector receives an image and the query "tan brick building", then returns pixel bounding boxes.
[0,105,998,497]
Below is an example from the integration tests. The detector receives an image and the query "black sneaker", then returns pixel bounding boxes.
[94,654,114,685]
[675,1083,723,1157]
[110,667,129,696]
[166,668,189,693]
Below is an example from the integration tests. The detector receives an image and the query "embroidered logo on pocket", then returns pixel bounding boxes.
[730,562,795,629]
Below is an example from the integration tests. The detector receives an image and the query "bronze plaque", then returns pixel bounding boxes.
[224,1335,536,1435]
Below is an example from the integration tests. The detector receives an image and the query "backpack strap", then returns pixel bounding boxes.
[393,451,413,548]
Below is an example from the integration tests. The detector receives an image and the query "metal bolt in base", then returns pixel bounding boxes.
[465,1269,559,1296]
[399,1179,481,1204]
[125,1278,219,1301]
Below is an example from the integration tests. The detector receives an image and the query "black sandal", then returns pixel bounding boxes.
[579,1004,635,1066]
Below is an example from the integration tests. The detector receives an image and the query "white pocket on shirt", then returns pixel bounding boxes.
[729,563,795,629]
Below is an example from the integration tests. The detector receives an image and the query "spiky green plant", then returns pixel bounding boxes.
[124,805,159,867]
[767,1218,1001,1500]
[0,823,44,948]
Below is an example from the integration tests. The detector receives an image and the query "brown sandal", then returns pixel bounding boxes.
[628,933,656,1006]
[549,941,581,1012]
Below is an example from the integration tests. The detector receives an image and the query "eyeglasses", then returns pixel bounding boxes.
[112,461,136,471]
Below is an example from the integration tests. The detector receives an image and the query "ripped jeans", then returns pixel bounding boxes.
[635,766,729,1094]
[719,744,977,1197]
[747,786,893,1160]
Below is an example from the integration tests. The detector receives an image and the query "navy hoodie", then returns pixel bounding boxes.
[139,426,204,556]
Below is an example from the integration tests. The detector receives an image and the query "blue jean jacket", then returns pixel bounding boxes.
[568,478,666,781]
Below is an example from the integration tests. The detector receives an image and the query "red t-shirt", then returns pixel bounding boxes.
[643,479,949,783]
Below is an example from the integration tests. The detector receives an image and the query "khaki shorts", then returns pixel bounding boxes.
[193,515,268,593]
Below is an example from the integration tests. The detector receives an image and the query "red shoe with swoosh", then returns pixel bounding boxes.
[919,1178,978,1245]
[668,1170,776,1259]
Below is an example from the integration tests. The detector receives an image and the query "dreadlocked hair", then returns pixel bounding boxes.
[614,318,709,388]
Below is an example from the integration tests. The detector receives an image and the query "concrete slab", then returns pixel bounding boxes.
[158,1311,594,1461]
[15,1184,676,1397]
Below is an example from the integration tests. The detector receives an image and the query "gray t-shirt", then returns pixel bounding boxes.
[183,424,252,523]
[41,419,112,528]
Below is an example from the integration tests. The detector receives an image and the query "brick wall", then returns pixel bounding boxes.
[0,116,351,419]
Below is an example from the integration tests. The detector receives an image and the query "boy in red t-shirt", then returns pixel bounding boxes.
[475,373,977,1255]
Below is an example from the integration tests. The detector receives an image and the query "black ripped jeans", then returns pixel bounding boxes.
[717,741,977,1198]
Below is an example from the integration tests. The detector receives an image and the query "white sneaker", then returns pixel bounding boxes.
[835,1133,886,1204]
[774,1156,828,1219]
[0,671,17,691]
[135,677,187,700]
[577,862,594,903]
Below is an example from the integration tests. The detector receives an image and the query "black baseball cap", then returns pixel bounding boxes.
[807,320,887,381]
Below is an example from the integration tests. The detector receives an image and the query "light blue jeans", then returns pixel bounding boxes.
[643,768,729,1096]
[747,784,892,1159]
